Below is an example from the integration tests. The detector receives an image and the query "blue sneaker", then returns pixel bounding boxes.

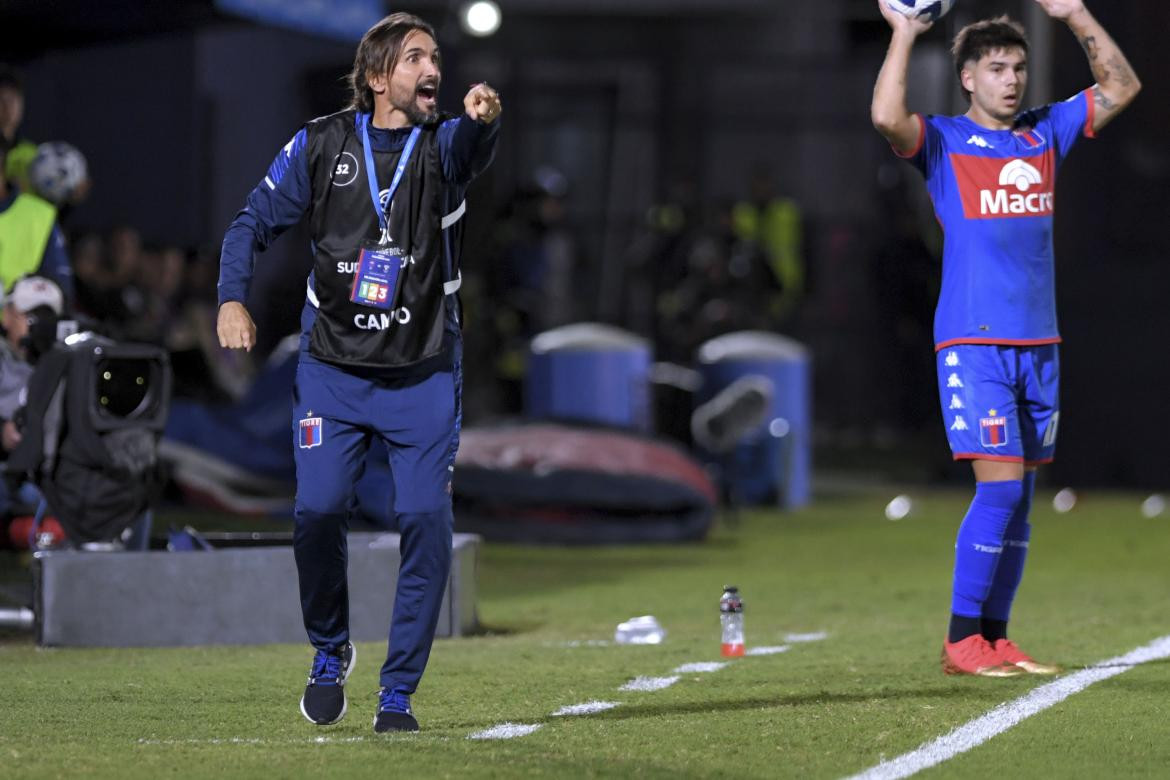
[299,641,356,725]
[373,688,419,733]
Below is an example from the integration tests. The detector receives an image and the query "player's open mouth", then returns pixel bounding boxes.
[417,83,438,107]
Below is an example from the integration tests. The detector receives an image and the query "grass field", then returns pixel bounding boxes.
[1,487,1168,778]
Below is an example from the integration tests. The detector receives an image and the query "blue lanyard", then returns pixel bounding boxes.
[359,114,421,241]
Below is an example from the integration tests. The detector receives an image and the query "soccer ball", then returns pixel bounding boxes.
[885,0,955,22]
[28,141,88,205]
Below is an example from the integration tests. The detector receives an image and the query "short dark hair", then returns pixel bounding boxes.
[348,13,436,114]
[951,16,1029,98]
[0,65,22,93]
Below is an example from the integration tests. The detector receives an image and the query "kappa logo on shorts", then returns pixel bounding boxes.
[980,415,1008,447]
[947,373,964,388]
[1042,411,1060,447]
[948,394,964,410]
[945,351,960,367]
[299,416,324,449]
[950,416,969,432]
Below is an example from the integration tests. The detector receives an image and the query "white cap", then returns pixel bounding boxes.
[6,276,64,315]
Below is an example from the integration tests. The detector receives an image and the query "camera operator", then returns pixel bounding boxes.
[0,275,63,517]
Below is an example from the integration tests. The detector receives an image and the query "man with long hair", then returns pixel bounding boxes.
[871,1,1139,676]
[218,13,501,731]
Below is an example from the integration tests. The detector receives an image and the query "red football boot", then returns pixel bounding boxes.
[941,634,1025,677]
[994,638,1062,675]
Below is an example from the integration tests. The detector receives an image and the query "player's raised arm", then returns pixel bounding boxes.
[871,1,934,155]
[1036,0,1140,133]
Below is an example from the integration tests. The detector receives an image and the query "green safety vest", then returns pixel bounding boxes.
[0,192,56,291]
[4,139,38,195]
[732,197,804,312]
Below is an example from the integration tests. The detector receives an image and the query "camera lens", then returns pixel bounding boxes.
[95,358,155,419]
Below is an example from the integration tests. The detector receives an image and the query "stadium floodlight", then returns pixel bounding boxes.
[460,1,501,37]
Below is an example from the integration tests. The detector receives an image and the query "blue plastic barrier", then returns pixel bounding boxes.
[695,331,811,508]
[525,323,652,431]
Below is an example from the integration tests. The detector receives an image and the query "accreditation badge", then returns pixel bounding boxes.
[349,239,405,310]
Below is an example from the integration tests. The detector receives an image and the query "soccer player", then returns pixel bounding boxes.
[217,13,500,730]
[871,0,1139,676]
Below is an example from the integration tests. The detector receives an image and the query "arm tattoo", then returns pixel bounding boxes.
[1092,85,1115,111]
[1079,35,1099,62]
[1080,35,1113,85]
[1106,54,1136,89]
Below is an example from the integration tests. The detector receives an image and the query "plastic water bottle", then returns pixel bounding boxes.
[614,615,667,645]
[720,586,745,657]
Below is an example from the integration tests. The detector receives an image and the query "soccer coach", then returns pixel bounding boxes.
[216,12,500,734]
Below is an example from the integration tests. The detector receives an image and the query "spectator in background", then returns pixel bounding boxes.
[731,168,805,323]
[0,66,36,196]
[0,145,72,301]
[137,244,250,403]
[68,225,144,330]
[70,230,106,320]
[131,243,184,340]
[621,177,700,349]
[178,245,255,400]
[0,276,64,517]
[657,200,778,361]
[104,225,146,325]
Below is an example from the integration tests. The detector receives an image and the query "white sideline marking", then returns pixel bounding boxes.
[551,700,621,716]
[468,635,821,744]
[785,632,830,643]
[846,634,1170,780]
[469,723,543,740]
[620,675,680,692]
[674,662,729,673]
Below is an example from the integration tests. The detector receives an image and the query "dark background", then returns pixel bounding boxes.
[3,0,1166,489]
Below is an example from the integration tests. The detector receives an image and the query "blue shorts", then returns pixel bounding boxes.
[935,344,1060,465]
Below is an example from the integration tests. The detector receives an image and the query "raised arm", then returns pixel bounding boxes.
[871,2,935,154]
[1036,0,1141,133]
[438,83,502,184]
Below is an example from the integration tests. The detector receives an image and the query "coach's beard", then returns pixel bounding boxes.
[394,91,438,126]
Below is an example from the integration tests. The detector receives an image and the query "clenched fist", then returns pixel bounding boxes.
[217,301,257,351]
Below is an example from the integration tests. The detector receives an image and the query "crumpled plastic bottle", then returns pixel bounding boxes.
[614,615,667,644]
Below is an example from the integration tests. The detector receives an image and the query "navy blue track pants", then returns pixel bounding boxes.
[291,351,460,694]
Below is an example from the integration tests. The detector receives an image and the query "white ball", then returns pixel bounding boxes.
[1052,488,1077,514]
[1140,495,1165,519]
[885,0,956,22]
[884,494,913,521]
[28,141,88,205]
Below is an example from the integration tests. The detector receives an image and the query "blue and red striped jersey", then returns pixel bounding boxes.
[899,90,1094,350]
